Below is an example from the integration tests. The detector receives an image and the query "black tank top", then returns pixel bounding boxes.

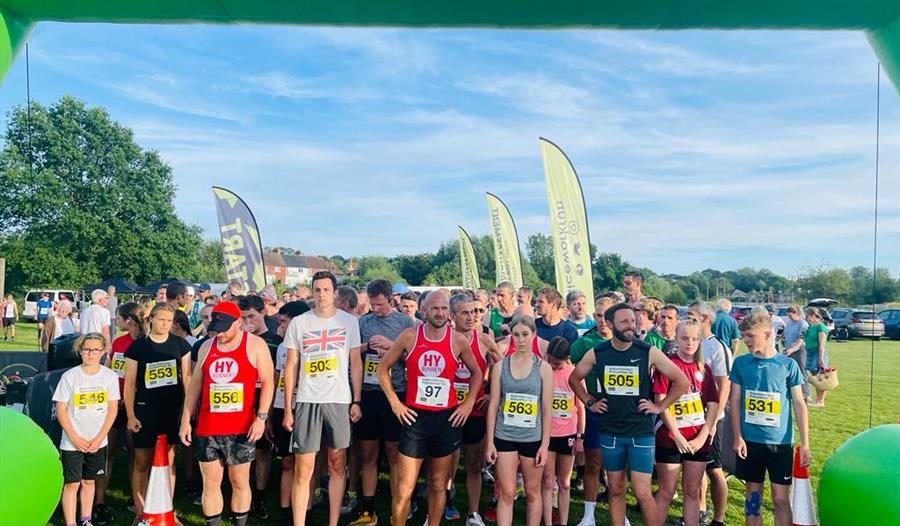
[592,339,654,437]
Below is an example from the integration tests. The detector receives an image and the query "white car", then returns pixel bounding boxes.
[22,289,78,321]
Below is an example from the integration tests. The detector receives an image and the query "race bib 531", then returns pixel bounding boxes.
[744,389,780,427]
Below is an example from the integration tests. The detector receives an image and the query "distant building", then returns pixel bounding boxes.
[264,251,338,286]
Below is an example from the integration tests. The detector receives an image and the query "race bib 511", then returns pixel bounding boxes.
[669,392,705,428]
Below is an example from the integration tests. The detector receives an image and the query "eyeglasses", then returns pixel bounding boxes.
[473,308,485,313]
[80,349,105,355]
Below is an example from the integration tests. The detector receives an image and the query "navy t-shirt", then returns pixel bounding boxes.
[536,317,580,343]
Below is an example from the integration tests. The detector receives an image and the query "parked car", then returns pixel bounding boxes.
[831,308,885,339]
[730,306,752,322]
[22,289,78,322]
[877,309,900,340]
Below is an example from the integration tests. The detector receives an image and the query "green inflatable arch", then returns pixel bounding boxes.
[0,1,898,92]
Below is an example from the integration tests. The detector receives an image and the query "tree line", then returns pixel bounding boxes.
[1,97,896,307]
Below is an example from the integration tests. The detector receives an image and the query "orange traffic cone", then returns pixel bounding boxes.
[791,446,818,526]
[142,434,177,525]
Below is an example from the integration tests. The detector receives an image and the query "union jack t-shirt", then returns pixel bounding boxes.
[284,310,361,404]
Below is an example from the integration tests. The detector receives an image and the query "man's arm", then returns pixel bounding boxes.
[479,333,503,366]
[729,381,746,458]
[349,344,363,402]
[568,350,597,406]
[450,332,483,425]
[179,340,212,444]
[791,384,811,465]
[249,336,275,441]
[377,328,416,424]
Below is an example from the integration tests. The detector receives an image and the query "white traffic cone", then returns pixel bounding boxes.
[791,446,818,526]
[142,434,177,526]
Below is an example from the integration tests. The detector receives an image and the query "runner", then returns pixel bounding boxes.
[399,292,419,321]
[282,271,363,526]
[541,337,584,526]
[123,303,192,520]
[485,282,517,340]
[730,312,810,526]
[535,288,579,344]
[93,302,145,525]
[653,319,719,526]
[37,292,53,336]
[621,272,645,306]
[685,301,732,526]
[179,301,275,526]
[484,315,552,526]
[565,291,596,338]
[568,303,689,526]
[1,293,16,340]
[498,329,547,359]
[267,301,311,525]
[336,286,360,315]
[571,296,615,526]
[238,294,284,519]
[644,304,678,354]
[447,293,501,526]
[54,333,120,526]
[376,290,483,526]
[350,279,417,526]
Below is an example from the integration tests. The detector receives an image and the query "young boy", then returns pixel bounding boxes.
[53,333,121,526]
[730,312,810,526]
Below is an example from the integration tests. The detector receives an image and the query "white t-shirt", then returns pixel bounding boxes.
[284,309,361,404]
[80,305,111,335]
[3,302,14,317]
[701,336,732,422]
[52,366,121,451]
[273,342,288,410]
[52,315,79,340]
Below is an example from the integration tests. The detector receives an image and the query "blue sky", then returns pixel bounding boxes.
[4,23,899,277]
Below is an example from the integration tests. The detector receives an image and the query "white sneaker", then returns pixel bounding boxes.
[467,512,486,526]
[575,515,596,526]
[624,518,632,526]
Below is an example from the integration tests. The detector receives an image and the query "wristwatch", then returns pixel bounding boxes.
[256,412,268,421]
[585,398,597,408]
[351,400,362,406]
[576,433,584,440]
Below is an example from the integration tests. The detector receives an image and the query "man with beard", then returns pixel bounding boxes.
[377,291,484,526]
[447,293,501,526]
[484,282,516,340]
[566,290,596,338]
[644,304,679,354]
[569,303,688,526]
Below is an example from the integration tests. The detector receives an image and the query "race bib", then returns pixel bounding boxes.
[669,392,705,428]
[454,382,470,403]
[604,365,639,396]
[304,350,338,383]
[273,374,286,409]
[110,352,126,379]
[38,306,50,316]
[209,383,244,413]
[415,377,451,408]
[744,389,780,427]
[552,389,574,419]
[363,354,381,385]
[145,360,177,389]
[503,393,538,428]
[73,386,108,415]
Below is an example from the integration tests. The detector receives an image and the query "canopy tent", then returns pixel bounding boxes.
[82,277,140,294]
[135,278,190,295]
[0,1,897,92]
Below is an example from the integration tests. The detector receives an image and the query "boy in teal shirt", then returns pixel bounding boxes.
[730,312,810,526]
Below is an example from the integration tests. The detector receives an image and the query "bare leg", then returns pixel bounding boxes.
[606,471,627,526]
[326,448,347,526]
[359,440,380,498]
[744,482,763,526]
[426,454,455,526]
[653,463,681,523]
[771,482,792,526]
[280,455,295,507]
[79,480,96,521]
[131,448,153,516]
[555,452,575,525]
[519,455,544,526]
[681,461,707,526]
[228,462,253,514]
[384,441,402,498]
[292,452,317,526]
[494,452,519,526]
[199,460,226,516]
[707,467,728,522]
[62,482,80,525]
[630,471,658,526]
[541,451,558,526]
[464,440,485,515]
[392,454,424,526]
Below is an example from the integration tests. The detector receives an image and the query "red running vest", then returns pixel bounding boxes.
[455,332,488,416]
[406,324,459,411]
[197,332,258,436]
[505,335,542,359]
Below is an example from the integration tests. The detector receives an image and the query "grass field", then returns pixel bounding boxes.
[4,322,898,526]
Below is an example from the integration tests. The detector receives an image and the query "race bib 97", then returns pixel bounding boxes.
[604,365,639,396]
[415,377,450,408]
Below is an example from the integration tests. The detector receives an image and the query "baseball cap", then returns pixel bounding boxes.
[393,283,409,295]
[196,283,211,292]
[208,302,241,332]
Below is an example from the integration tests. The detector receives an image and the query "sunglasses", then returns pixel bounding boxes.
[473,308,485,313]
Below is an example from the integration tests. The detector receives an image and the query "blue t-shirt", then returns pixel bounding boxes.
[36,299,53,320]
[729,353,804,445]
[712,311,741,350]
[566,318,597,338]
[536,317,580,343]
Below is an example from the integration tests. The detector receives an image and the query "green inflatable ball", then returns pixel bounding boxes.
[818,424,900,526]
[0,408,63,525]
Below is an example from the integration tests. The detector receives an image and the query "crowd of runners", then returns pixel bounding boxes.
[51,271,815,526]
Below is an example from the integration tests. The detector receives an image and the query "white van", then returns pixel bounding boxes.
[23,289,78,321]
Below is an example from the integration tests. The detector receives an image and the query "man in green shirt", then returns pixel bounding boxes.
[484,281,516,341]
[644,304,678,354]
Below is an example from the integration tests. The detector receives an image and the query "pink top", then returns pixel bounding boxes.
[550,363,580,437]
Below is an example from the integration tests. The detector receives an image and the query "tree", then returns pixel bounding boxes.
[355,256,403,284]
[525,233,555,286]
[192,239,227,283]
[848,266,899,305]
[391,253,434,286]
[798,267,851,301]
[593,252,632,293]
[0,97,204,292]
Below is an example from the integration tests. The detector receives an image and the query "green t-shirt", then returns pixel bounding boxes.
[803,323,828,351]
[644,330,676,354]
[488,308,514,338]
[570,329,607,396]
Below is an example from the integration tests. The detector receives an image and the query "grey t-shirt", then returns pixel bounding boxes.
[783,318,809,351]
[359,310,417,392]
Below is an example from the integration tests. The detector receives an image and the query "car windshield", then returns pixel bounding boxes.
[26,291,49,302]
[853,312,879,320]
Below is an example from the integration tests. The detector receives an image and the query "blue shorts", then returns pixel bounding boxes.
[805,349,828,371]
[583,411,601,450]
[598,433,655,474]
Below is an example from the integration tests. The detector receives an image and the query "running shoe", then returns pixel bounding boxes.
[481,466,495,485]
[444,504,461,521]
[349,511,378,526]
[407,499,418,520]
[92,504,113,525]
[252,499,270,520]
[342,491,359,515]
[698,510,713,525]
[79,521,95,526]
[575,515,595,526]
[467,512,486,526]
[482,506,497,522]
